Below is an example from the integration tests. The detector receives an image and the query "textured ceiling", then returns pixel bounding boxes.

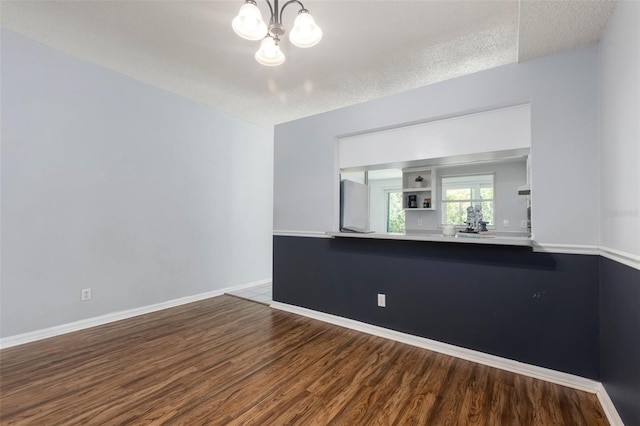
[0,1,616,128]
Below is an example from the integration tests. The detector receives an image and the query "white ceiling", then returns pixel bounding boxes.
[0,0,616,128]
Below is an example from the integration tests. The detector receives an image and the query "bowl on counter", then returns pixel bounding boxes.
[442,225,456,236]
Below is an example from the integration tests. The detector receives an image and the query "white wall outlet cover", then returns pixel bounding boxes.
[503,219,509,227]
[81,288,92,301]
[377,293,386,307]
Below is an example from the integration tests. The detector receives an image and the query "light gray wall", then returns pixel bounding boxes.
[0,30,273,338]
[274,45,599,246]
[405,160,527,232]
[599,1,640,257]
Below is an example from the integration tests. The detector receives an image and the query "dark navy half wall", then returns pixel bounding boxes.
[273,236,600,379]
[600,257,640,426]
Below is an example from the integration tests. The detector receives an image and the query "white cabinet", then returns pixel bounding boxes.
[402,167,436,211]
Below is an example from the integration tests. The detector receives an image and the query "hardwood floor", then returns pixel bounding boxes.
[0,295,608,425]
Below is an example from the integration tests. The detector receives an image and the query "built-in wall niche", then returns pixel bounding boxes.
[402,167,435,211]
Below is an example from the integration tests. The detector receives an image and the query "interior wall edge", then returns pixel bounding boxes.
[596,383,627,426]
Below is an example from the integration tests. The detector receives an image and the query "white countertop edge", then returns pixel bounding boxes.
[325,232,532,247]
[273,230,333,238]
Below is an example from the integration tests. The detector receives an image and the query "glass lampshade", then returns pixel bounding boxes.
[232,2,268,41]
[255,36,286,66]
[289,11,322,48]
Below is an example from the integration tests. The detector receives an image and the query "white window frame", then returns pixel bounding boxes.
[384,188,405,233]
[440,173,495,227]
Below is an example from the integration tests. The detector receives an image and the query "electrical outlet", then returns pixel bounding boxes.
[81,288,92,301]
[418,219,423,226]
[377,293,386,308]
[503,219,509,228]
[521,220,528,229]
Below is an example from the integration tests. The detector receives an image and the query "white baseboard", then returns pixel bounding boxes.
[1,285,625,425]
[270,302,627,424]
[270,302,600,393]
[597,383,626,425]
[224,278,272,292]
[0,278,272,349]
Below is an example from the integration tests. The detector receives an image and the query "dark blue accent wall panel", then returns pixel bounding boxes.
[273,236,600,379]
[600,257,640,426]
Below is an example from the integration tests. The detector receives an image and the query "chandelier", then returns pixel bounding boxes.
[232,0,322,66]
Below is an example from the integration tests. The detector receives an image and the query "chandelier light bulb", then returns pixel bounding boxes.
[232,1,268,41]
[255,36,286,66]
[289,10,322,48]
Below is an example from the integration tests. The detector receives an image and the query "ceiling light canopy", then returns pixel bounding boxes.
[232,0,322,66]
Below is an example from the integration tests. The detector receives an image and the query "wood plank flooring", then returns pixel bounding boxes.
[0,295,608,425]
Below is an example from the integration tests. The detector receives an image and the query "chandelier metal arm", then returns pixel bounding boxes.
[263,0,275,24]
[255,0,309,37]
[278,0,306,24]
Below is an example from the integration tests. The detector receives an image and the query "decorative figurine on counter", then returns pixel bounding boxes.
[475,205,483,226]
[459,205,493,238]
[465,205,477,232]
[475,205,490,231]
[465,205,485,233]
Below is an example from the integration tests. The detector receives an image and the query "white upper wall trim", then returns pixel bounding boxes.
[339,104,531,169]
[600,246,640,271]
[532,243,599,256]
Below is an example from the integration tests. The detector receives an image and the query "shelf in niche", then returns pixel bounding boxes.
[403,167,436,210]
[403,187,432,192]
